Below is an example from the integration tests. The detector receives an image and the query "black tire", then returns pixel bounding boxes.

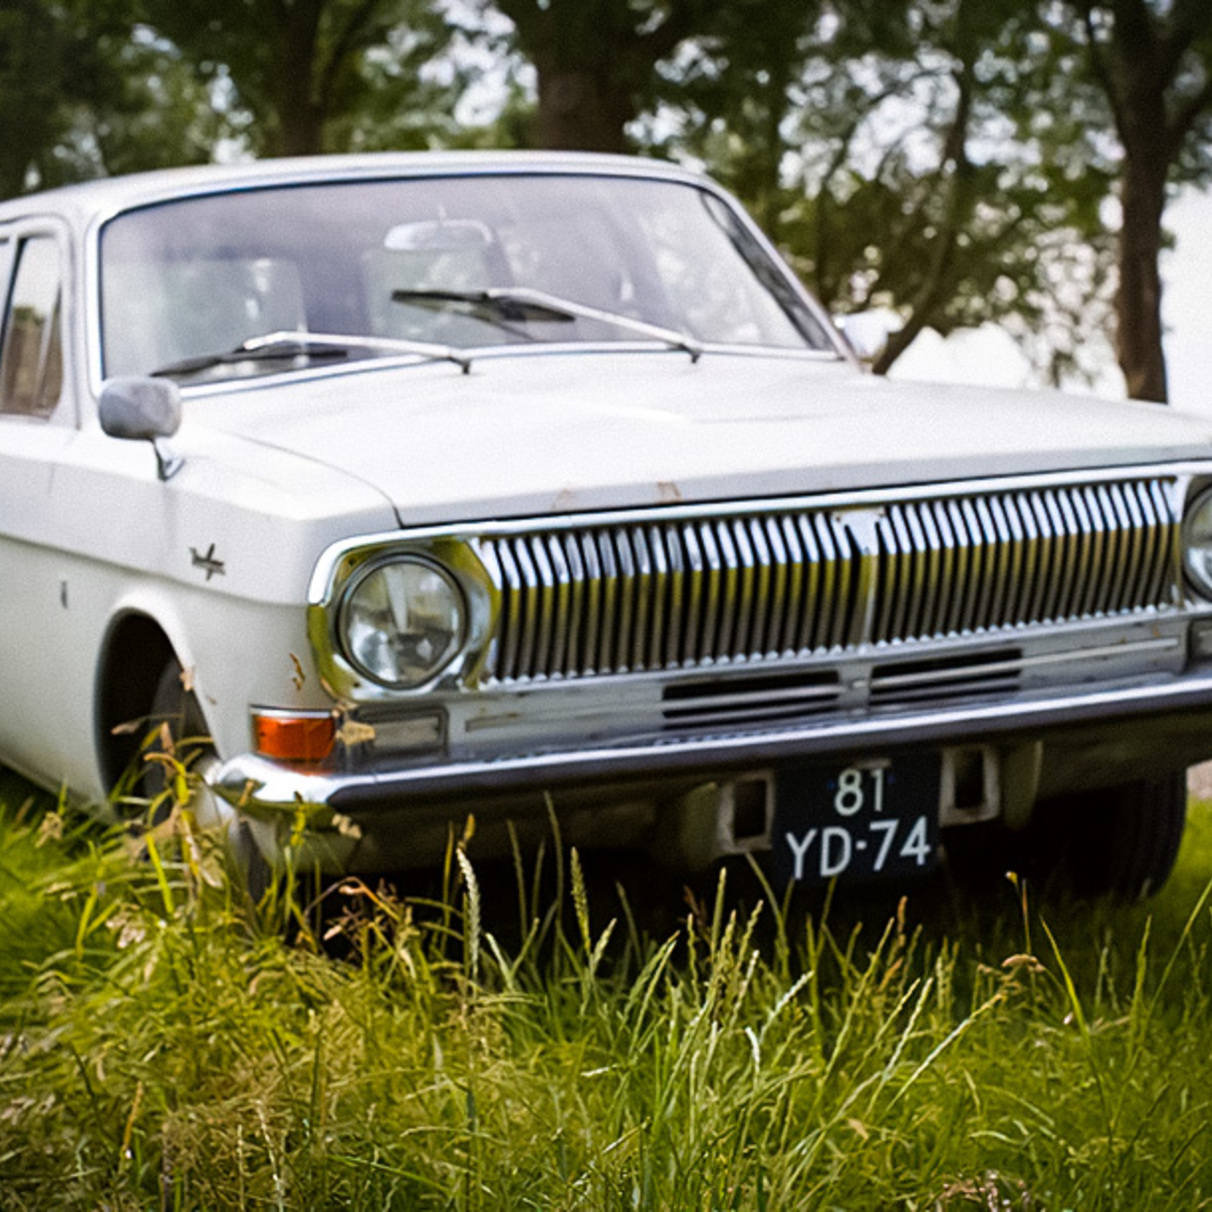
[940,821,1024,896]
[142,658,214,812]
[145,659,271,901]
[1034,772,1187,901]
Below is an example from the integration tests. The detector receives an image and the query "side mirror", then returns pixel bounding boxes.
[98,376,184,480]
[98,376,181,440]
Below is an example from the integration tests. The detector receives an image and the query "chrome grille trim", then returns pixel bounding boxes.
[477,477,1180,685]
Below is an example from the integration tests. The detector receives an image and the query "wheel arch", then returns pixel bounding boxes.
[94,609,183,791]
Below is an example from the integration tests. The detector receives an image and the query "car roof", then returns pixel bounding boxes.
[0,150,710,228]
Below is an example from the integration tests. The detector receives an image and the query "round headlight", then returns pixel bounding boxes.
[1186,489,1212,600]
[340,558,466,688]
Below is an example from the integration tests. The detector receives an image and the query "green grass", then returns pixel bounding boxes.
[3,781,1212,1209]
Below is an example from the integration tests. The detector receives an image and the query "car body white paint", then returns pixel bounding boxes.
[189,350,1212,525]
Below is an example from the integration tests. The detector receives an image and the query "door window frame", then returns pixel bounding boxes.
[0,220,72,427]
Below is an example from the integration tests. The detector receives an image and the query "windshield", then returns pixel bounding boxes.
[99,173,835,381]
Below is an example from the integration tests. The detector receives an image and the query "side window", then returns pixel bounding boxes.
[0,236,63,418]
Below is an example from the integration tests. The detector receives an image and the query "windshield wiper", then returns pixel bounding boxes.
[151,330,472,378]
[391,287,703,362]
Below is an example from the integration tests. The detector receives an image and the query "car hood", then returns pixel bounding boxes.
[191,350,1212,526]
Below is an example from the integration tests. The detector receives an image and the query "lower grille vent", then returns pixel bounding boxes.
[870,648,1022,707]
[662,669,841,730]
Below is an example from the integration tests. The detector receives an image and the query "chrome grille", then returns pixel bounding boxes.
[869,481,1177,642]
[477,479,1180,684]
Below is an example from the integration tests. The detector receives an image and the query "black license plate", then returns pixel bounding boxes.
[772,755,941,886]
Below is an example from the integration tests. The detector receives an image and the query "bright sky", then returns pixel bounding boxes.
[890,187,1212,417]
[1161,189,1212,416]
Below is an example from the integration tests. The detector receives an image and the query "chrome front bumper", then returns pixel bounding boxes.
[212,669,1212,821]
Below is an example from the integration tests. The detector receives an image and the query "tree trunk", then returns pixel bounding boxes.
[271,101,326,156]
[1115,156,1168,402]
[265,0,326,156]
[1081,0,1210,404]
[871,67,975,376]
[535,64,634,153]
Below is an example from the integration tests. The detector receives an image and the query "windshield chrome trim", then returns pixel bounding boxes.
[158,342,844,399]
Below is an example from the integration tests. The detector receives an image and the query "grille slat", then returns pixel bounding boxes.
[530,536,556,678]
[905,505,932,639]
[1051,493,1079,620]
[1021,495,1047,624]
[1075,488,1102,617]
[791,516,818,652]
[811,514,842,649]
[1146,480,1175,607]
[578,533,601,676]
[1092,487,1118,613]
[957,498,984,633]
[495,540,523,681]
[560,535,583,677]
[1126,484,1152,612]
[480,479,1181,684]
[662,525,684,668]
[748,519,774,657]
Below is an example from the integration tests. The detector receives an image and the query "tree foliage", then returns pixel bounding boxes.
[133,0,458,157]
[2,0,1210,397]
[660,0,1120,379]
[0,0,67,197]
[483,0,727,152]
[1042,0,1212,401]
[0,0,227,197]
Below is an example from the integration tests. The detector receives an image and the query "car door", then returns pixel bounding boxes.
[0,220,89,786]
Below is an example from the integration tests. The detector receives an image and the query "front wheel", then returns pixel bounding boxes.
[143,658,220,823]
[144,659,270,901]
[1035,772,1187,901]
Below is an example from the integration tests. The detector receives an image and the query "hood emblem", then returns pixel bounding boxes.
[833,507,886,556]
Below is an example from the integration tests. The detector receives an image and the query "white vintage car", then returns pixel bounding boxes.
[3,150,1211,897]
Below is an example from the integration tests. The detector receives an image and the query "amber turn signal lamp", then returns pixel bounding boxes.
[253,711,336,763]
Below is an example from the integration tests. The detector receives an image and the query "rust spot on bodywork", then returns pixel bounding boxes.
[336,719,376,747]
[657,481,682,502]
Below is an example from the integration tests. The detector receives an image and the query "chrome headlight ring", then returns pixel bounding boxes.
[337,555,467,690]
[1184,485,1212,600]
